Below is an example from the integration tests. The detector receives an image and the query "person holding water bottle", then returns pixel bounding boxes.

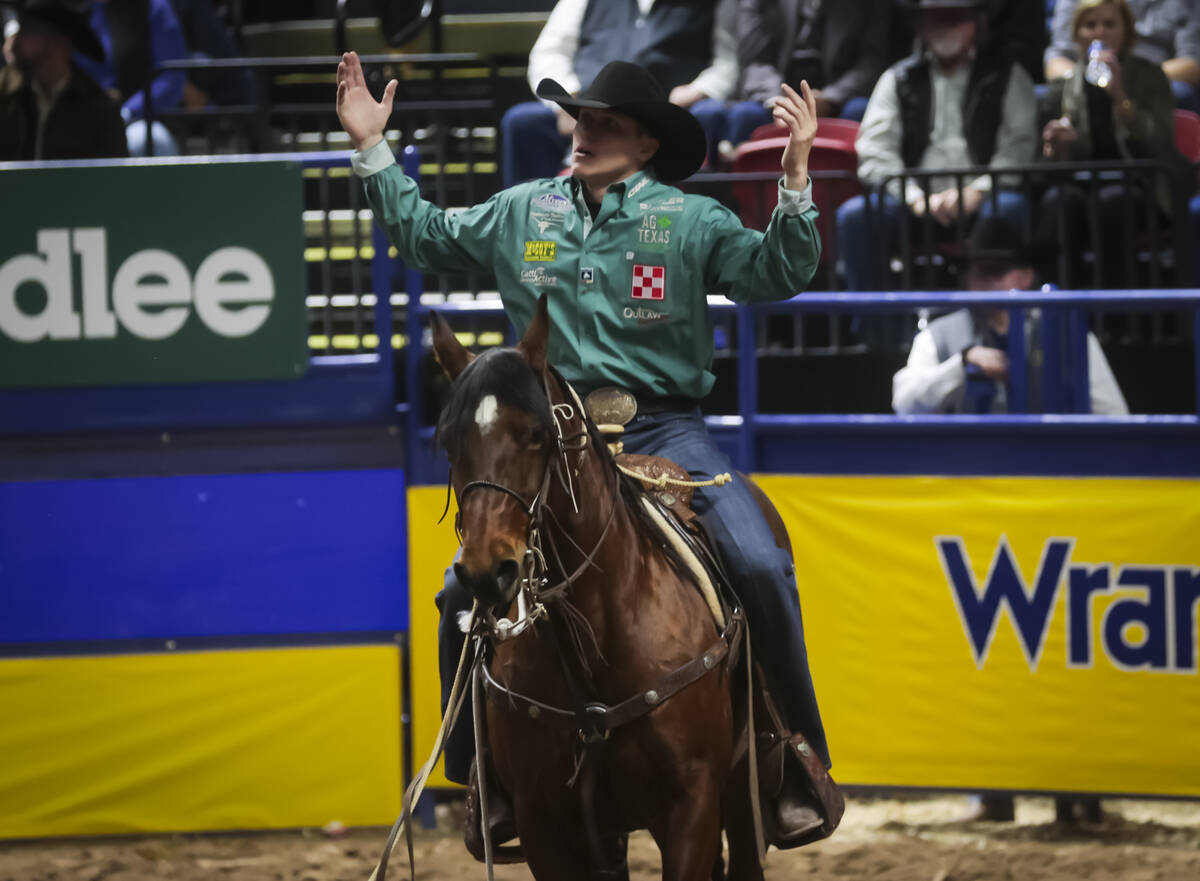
[1036,0,1188,288]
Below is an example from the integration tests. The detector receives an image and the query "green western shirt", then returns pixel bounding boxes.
[353,139,821,400]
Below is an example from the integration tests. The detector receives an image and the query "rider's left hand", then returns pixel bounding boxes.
[773,81,818,191]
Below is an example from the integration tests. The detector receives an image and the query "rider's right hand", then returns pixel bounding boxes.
[336,51,397,153]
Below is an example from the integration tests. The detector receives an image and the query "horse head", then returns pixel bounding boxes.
[431,295,556,611]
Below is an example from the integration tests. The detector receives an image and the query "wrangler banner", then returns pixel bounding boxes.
[409,476,1200,796]
[0,162,308,388]
[764,474,1200,797]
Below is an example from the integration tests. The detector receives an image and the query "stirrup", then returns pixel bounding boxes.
[463,758,524,864]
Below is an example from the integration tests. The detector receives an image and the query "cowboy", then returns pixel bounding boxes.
[892,217,1128,415]
[835,0,1038,291]
[0,0,127,160]
[336,53,830,842]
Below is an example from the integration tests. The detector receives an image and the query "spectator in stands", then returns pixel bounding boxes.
[725,0,892,147]
[893,217,1128,415]
[835,0,1037,291]
[1046,0,1200,113]
[499,0,738,186]
[987,0,1049,84]
[1036,0,1188,289]
[76,0,187,156]
[170,0,254,110]
[0,0,128,160]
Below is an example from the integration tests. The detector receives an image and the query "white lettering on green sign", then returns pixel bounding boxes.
[0,228,275,343]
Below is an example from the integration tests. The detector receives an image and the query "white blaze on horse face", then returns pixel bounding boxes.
[474,394,499,435]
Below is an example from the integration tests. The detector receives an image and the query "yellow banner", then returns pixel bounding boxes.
[409,486,467,789]
[409,476,1200,797]
[0,645,402,838]
[762,474,1200,796]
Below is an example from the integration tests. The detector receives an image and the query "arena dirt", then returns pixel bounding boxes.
[2,795,1198,881]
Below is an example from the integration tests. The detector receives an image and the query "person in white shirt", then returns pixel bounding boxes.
[500,0,738,186]
[892,217,1129,416]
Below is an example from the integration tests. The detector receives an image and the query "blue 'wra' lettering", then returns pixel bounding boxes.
[1103,567,1169,670]
[1068,565,1111,667]
[1173,568,1200,672]
[937,537,1073,670]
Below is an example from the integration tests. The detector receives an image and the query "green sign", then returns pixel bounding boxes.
[0,161,309,388]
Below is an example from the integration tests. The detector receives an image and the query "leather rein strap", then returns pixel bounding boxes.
[481,608,745,739]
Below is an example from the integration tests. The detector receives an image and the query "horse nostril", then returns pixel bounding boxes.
[495,559,520,597]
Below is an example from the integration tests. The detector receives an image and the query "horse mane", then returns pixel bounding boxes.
[434,347,555,455]
[436,346,674,556]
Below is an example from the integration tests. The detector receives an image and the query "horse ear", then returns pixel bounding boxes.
[430,310,474,380]
[517,293,550,374]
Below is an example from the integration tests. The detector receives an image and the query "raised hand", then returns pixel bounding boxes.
[336,51,397,152]
[772,81,818,190]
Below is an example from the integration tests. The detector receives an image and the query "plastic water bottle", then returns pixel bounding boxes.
[1084,40,1112,88]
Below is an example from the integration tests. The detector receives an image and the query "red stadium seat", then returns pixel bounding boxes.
[1173,108,1200,161]
[731,134,861,271]
[748,117,860,148]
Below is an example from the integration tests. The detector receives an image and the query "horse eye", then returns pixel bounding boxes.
[527,427,546,449]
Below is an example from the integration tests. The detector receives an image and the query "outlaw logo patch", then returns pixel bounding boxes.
[631,264,665,300]
[524,241,556,262]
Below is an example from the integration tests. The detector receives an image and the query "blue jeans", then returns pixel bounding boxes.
[436,407,831,783]
[836,189,1028,290]
[723,97,870,146]
[1171,78,1200,115]
[126,119,179,157]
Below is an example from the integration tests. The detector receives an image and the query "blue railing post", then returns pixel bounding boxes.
[1006,306,1027,413]
[1194,304,1200,416]
[401,146,427,477]
[1068,306,1091,414]
[370,218,395,385]
[736,305,758,472]
[1040,299,1062,413]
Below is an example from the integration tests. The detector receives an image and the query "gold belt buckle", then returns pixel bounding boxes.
[583,387,638,428]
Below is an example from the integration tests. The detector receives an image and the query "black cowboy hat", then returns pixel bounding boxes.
[535,61,707,182]
[902,0,986,10]
[3,0,105,61]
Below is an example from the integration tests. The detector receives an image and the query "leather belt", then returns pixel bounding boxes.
[635,394,699,415]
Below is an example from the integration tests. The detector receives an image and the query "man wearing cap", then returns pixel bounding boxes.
[835,0,1037,290]
[892,217,1128,415]
[0,0,127,160]
[337,53,832,842]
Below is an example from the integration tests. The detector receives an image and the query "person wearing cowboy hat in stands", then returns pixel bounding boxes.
[0,0,127,160]
[337,54,833,844]
[835,0,1038,291]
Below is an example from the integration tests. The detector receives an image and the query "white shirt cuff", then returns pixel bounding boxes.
[777,178,813,215]
[351,139,396,178]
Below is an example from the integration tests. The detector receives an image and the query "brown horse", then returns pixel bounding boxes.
[431,296,765,881]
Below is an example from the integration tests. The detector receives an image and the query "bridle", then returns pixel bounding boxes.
[445,368,619,641]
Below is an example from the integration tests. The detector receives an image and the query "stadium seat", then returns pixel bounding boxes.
[749,117,860,149]
[1173,108,1200,161]
[732,134,861,273]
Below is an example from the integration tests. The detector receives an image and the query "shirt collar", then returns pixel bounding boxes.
[568,169,654,207]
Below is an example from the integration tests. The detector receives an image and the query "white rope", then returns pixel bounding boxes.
[616,462,733,490]
[366,601,479,881]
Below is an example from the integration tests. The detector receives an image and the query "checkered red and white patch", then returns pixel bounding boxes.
[631,264,665,300]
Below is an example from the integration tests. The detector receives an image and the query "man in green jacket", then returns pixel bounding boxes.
[338,53,830,842]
